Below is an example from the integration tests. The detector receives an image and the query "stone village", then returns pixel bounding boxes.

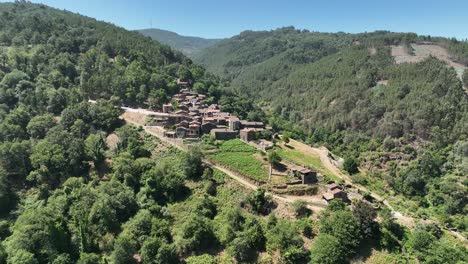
[135,80,356,204]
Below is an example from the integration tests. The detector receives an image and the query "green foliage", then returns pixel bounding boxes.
[88,100,122,132]
[176,214,216,254]
[76,253,101,264]
[267,150,281,166]
[343,156,359,174]
[327,199,347,212]
[291,200,311,218]
[84,133,106,163]
[265,220,303,255]
[352,200,378,238]
[141,237,178,264]
[26,114,56,139]
[245,188,270,214]
[110,233,137,264]
[185,254,216,264]
[184,147,204,180]
[309,234,346,264]
[319,210,362,255]
[0,168,12,215]
[0,242,5,264]
[463,69,468,87]
[227,217,265,262]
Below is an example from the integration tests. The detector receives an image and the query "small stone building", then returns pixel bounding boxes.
[240,121,265,129]
[201,122,217,134]
[211,128,237,140]
[240,129,256,142]
[175,127,188,138]
[162,103,172,113]
[289,167,318,184]
[228,117,241,131]
[322,183,349,202]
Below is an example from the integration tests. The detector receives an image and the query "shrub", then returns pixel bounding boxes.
[343,157,359,174]
[291,200,311,218]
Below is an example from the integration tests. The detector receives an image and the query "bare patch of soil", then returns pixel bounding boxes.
[391,44,467,81]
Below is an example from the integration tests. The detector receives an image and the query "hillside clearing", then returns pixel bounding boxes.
[391,43,467,80]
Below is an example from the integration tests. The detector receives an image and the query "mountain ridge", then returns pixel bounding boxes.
[137,28,222,56]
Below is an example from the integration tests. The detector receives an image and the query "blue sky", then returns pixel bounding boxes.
[8,0,468,39]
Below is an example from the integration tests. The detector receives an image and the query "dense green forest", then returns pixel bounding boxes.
[0,2,466,263]
[196,27,468,238]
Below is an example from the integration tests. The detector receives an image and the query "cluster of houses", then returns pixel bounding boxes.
[144,83,352,203]
[146,86,268,141]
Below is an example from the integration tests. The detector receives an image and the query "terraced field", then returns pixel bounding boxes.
[206,139,269,182]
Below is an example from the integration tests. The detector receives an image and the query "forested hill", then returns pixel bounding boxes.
[195,27,468,144]
[0,1,221,108]
[137,28,222,57]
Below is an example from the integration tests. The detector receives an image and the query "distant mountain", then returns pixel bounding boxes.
[137,28,222,56]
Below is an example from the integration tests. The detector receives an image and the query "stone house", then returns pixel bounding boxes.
[289,167,318,184]
[211,128,237,140]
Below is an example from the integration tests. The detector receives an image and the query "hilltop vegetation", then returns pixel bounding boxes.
[137,28,222,57]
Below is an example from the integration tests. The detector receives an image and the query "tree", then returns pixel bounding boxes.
[89,99,121,132]
[184,147,204,180]
[141,237,179,264]
[319,210,361,255]
[405,229,435,256]
[0,169,12,215]
[463,69,468,88]
[147,89,168,110]
[29,140,66,185]
[176,214,216,254]
[327,199,347,212]
[266,220,302,254]
[185,254,216,264]
[227,217,265,262]
[84,133,106,164]
[352,200,377,238]
[7,249,38,264]
[110,233,137,264]
[26,114,56,139]
[246,188,270,214]
[267,151,281,166]
[291,200,311,218]
[0,239,6,264]
[309,234,345,264]
[76,253,101,264]
[343,156,359,174]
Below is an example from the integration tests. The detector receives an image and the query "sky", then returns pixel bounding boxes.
[6,0,468,39]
